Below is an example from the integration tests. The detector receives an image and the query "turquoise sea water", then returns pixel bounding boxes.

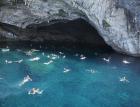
[0,44,140,107]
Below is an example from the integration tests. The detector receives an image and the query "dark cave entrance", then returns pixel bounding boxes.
[0,18,112,51]
[26,18,112,49]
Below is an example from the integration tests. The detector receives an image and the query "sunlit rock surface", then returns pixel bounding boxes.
[0,0,140,56]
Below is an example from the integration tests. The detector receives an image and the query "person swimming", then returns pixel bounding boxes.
[14,59,23,63]
[28,88,43,95]
[59,52,64,55]
[122,60,131,64]
[102,57,111,63]
[5,59,23,64]
[5,60,13,64]
[31,49,40,52]
[119,76,129,83]
[86,69,97,74]
[19,75,32,86]
[43,60,53,65]
[25,51,32,56]
[29,57,40,61]
[63,68,70,73]
[62,55,66,59]
[80,54,86,60]
[1,48,10,52]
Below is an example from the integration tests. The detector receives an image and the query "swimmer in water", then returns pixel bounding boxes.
[119,76,129,83]
[5,60,13,64]
[29,57,40,61]
[14,59,23,63]
[63,68,70,73]
[31,49,40,52]
[86,69,96,74]
[122,60,131,64]
[1,47,10,52]
[80,54,86,60]
[102,57,111,63]
[63,55,66,59]
[44,60,53,65]
[19,75,32,86]
[25,51,32,56]
[59,52,64,55]
[28,88,43,95]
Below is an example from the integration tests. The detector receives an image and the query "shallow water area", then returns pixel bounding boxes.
[0,43,140,107]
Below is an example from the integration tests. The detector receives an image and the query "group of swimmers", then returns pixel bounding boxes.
[19,75,43,95]
[102,57,131,64]
[5,59,23,64]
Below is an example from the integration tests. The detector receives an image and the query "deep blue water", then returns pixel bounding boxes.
[0,44,140,107]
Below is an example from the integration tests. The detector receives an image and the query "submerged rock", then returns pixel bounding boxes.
[0,0,140,56]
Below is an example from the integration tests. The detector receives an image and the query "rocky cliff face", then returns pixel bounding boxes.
[0,0,140,56]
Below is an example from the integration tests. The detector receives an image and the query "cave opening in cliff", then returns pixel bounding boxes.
[1,1,140,107]
[24,18,112,51]
[0,18,113,53]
